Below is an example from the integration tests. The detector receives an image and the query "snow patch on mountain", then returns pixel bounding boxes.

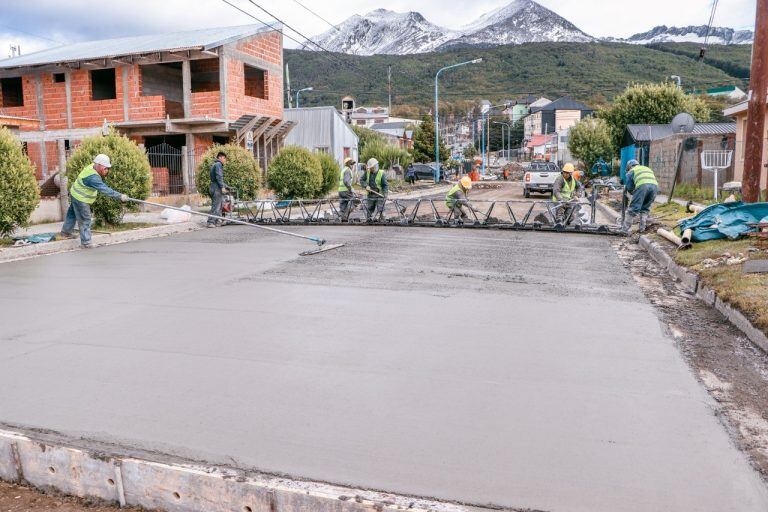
[617,25,753,45]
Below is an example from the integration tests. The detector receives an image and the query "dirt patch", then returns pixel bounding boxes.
[614,238,768,481]
[0,481,140,512]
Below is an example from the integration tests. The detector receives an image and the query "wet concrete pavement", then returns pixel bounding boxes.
[1,224,767,511]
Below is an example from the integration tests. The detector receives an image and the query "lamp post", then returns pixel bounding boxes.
[295,87,313,108]
[493,121,511,161]
[434,58,482,183]
[479,103,511,175]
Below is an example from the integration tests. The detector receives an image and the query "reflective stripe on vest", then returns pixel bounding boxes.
[338,167,352,192]
[445,184,462,208]
[365,170,384,192]
[69,165,99,204]
[553,176,576,201]
[631,165,658,187]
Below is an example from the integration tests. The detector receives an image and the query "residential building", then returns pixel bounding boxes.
[346,106,389,127]
[523,97,592,140]
[621,123,736,191]
[525,133,557,159]
[0,24,290,195]
[723,100,767,191]
[283,106,358,167]
[706,85,747,101]
[504,95,548,124]
[369,121,414,150]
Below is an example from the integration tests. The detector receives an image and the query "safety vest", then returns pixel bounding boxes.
[69,165,99,204]
[445,184,465,208]
[338,167,353,193]
[631,165,658,187]
[365,170,384,193]
[553,176,576,201]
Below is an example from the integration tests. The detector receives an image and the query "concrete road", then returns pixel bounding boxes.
[1,226,767,512]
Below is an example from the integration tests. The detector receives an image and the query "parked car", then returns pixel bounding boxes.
[523,162,560,198]
[408,163,443,181]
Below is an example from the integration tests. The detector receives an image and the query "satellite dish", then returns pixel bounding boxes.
[671,113,695,134]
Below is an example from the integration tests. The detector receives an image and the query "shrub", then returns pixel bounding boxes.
[0,127,40,236]
[568,117,614,172]
[315,152,340,196]
[196,144,261,200]
[361,140,413,170]
[66,129,151,226]
[267,146,323,199]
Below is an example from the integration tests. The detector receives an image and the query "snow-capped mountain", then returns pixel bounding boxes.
[310,1,593,55]
[617,25,753,45]
[310,9,450,55]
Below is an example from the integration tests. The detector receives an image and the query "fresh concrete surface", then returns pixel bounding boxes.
[0,226,767,512]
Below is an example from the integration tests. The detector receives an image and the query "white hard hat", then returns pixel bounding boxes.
[366,158,379,169]
[93,154,112,168]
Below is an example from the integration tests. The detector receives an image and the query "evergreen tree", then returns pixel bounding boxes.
[412,114,448,163]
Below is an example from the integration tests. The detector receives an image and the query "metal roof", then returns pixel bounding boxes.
[370,122,410,130]
[626,123,736,142]
[0,24,276,69]
[532,96,592,113]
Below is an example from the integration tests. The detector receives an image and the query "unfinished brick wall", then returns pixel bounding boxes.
[649,133,736,193]
[0,75,40,122]
[226,32,283,120]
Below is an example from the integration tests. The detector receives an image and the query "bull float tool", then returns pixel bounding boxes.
[126,198,345,256]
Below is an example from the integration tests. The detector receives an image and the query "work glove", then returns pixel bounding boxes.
[222,187,229,194]
[120,194,129,202]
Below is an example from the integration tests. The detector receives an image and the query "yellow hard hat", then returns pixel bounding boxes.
[343,157,355,166]
[460,176,473,189]
[562,163,575,174]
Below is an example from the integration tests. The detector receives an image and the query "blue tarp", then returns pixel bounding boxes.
[677,202,768,242]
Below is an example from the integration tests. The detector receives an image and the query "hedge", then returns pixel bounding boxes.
[0,128,40,236]
[267,146,323,199]
[195,143,261,200]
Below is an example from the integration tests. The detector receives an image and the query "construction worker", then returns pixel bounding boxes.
[207,151,229,227]
[338,157,356,220]
[59,154,128,248]
[552,162,584,225]
[446,176,474,220]
[360,158,388,220]
[622,159,659,233]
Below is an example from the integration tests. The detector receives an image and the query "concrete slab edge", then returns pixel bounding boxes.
[637,234,768,354]
[0,429,485,512]
[0,222,201,264]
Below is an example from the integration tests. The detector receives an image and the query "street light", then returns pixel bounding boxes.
[480,102,510,175]
[434,58,482,183]
[295,87,313,108]
[493,121,511,161]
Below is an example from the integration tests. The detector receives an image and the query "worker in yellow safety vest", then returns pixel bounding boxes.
[622,159,659,233]
[59,154,128,248]
[445,176,474,220]
[338,157,356,220]
[552,162,584,225]
[360,158,388,221]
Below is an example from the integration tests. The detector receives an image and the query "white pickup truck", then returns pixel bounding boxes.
[523,162,560,198]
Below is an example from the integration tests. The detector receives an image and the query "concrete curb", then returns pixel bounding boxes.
[638,234,768,354]
[0,429,474,512]
[0,222,201,264]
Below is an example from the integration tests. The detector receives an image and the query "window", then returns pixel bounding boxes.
[315,146,329,154]
[90,68,116,100]
[356,120,365,126]
[53,73,65,83]
[1,77,24,107]
[244,65,266,99]
[21,142,28,155]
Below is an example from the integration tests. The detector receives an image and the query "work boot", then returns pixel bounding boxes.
[81,242,94,249]
[639,213,648,232]
[57,231,75,240]
[621,212,637,234]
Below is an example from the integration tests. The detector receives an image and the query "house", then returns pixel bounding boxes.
[621,123,736,191]
[369,121,414,150]
[283,106,358,167]
[0,24,290,196]
[706,85,747,101]
[525,133,557,159]
[346,106,389,127]
[523,97,592,140]
[504,95,549,124]
[723,100,767,192]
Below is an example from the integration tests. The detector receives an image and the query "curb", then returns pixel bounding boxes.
[0,222,201,264]
[0,428,474,512]
[639,234,768,354]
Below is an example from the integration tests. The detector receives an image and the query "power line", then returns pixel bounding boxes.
[0,24,65,45]
[290,0,339,32]
[243,0,340,55]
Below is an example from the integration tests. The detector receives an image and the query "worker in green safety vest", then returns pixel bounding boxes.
[59,154,128,248]
[445,176,474,220]
[552,162,584,225]
[622,159,659,233]
[338,157,356,221]
[360,158,388,221]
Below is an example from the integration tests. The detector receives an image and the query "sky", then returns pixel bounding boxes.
[0,0,757,58]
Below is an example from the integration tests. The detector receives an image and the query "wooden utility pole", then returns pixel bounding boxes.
[743,0,768,202]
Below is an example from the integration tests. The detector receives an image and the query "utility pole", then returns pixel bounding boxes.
[743,0,768,202]
[285,64,292,108]
[387,65,392,117]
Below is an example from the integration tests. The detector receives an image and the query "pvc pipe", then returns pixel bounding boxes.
[686,202,705,214]
[680,228,693,245]
[657,227,691,250]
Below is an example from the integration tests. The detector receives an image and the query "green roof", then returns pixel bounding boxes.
[706,85,738,94]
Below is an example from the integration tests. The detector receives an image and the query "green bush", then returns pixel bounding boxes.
[0,127,40,236]
[568,117,614,172]
[315,152,340,196]
[267,146,323,199]
[66,130,151,226]
[360,140,413,170]
[196,144,261,200]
